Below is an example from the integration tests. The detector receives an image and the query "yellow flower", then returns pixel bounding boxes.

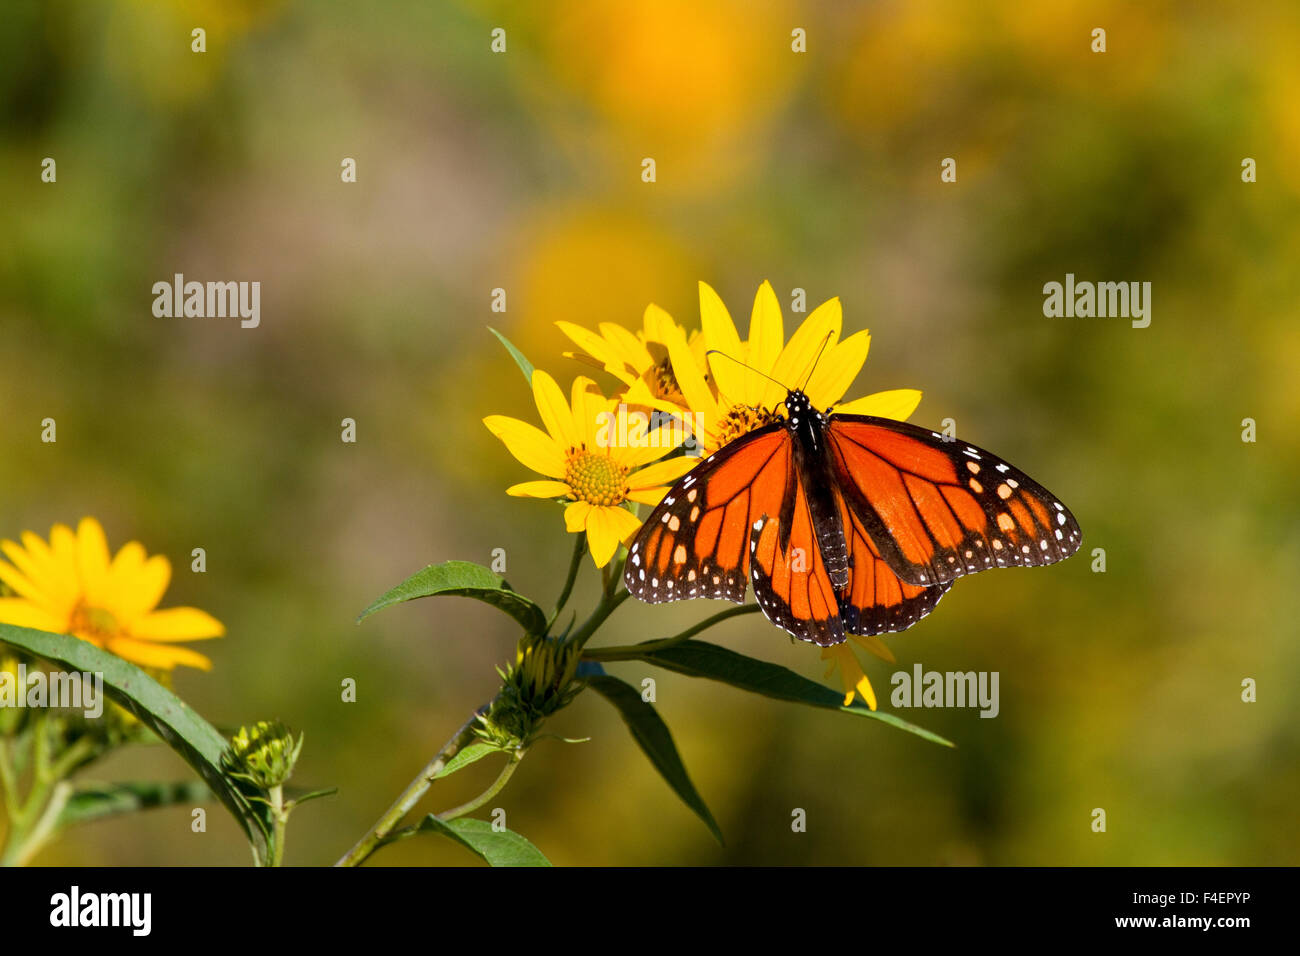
[556,304,705,416]
[484,371,698,568]
[0,518,224,671]
[667,280,925,455]
[821,632,897,711]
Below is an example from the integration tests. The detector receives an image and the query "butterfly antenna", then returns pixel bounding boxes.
[705,349,790,393]
[797,332,835,392]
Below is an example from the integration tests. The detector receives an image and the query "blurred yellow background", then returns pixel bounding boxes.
[2,0,1297,864]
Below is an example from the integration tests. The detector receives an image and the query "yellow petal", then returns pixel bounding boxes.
[603,504,643,543]
[484,415,566,478]
[747,281,786,409]
[626,487,670,506]
[109,553,171,623]
[76,517,112,604]
[49,523,77,567]
[627,456,698,490]
[564,500,593,534]
[599,322,654,373]
[106,540,146,584]
[16,531,75,607]
[130,607,226,641]
[531,369,579,451]
[849,631,896,664]
[821,644,877,710]
[699,281,746,402]
[855,671,878,711]
[0,597,67,633]
[832,388,923,420]
[772,297,842,397]
[507,480,573,499]
[556,322,636,385]
[585,506,637,567]
[106,636,213,671]
[0,559,50,605]
[573,377,614,450]
[664,317,717,418]
[620,379,689,419]
[640,303,679,345]
[806,330,870,410]
[0,541,56,605]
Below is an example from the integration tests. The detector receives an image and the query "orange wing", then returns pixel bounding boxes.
[747,466,845,646]
[626,424,792,605]
[836,487,952,637]
[825,415,1082,587]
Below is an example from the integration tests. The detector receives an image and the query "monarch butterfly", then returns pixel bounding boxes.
[625,366,1082,647]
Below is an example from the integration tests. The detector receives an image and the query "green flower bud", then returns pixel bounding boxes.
[479,635,583,748]
[222,720,303,789]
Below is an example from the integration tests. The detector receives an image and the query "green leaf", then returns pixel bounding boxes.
[586,675,724,844]
[58,781,212,829]
[433,741,498,779]
[0,623,269,851]
[357,560,547,635]
[397,815,551,866]
[489,327,535,385]
[626,640,954,748]
[285,786,338,807]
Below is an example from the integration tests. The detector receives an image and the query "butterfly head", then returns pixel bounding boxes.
[782,389,815,424]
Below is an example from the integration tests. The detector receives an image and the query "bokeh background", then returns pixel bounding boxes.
[2,0,1297,865]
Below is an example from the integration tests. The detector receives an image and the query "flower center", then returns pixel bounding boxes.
[713,403,780,451]
[564,450,627,507]
[69,602,120,640]
[644,353,685,406]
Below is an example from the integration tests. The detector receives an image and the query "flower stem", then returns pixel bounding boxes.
[334,707,487,867]
[566,587,631,651]
[7,780,72,867]
[0,739,18,818]
[582,604,760,662]
[436,752,522,822]
[548,535,586,631]
[267,785,287,867]
[0,721,97,866]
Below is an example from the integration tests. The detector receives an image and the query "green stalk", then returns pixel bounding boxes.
[334,708,486,867]
[267,785,287,867]
[547,535,586,631]
[435,752,522,822]
[566,587,631,651]
[0,718,96,866]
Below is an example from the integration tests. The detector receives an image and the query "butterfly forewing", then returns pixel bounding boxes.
[625,423,789,605]
[825,415,1082,587]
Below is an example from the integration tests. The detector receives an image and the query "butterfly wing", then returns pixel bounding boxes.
[747,465,846,647]
[625,423,791,605]
[825,415,1082,587]
[835,486,952,636]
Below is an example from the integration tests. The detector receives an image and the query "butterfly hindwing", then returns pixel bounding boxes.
[747,464,845,647]
[836,487,953,637]
[625,423,791,605]
[825,415,1082,587]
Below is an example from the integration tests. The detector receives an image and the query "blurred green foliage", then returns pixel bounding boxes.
[1,0,1296,864]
